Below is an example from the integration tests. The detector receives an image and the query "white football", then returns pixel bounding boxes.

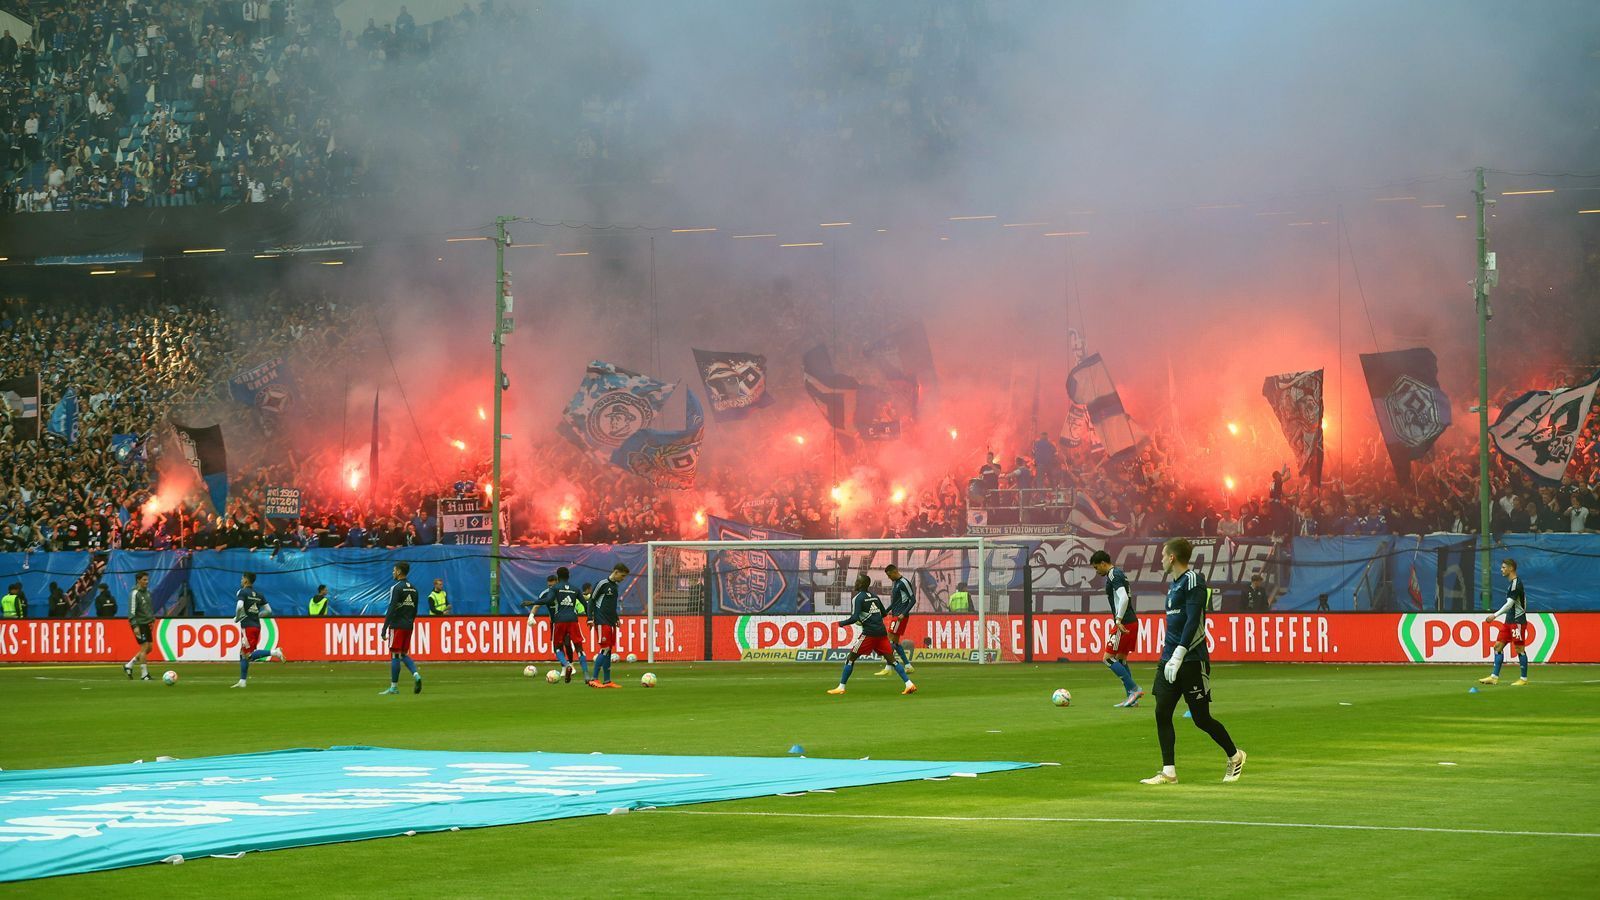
[162,670,178,686]
[640,672,657,688]
[1051,688,1071,707]
[522,665,537,677]
[545,669,561,684]
[625,653,637,663]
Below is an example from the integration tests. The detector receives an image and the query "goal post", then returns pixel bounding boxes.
[644,537,1045,664]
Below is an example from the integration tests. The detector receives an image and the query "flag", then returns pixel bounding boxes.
[111,433,144,465]
[1359,348,1451,484]
[692,349,772,419]
[559,361,677,462]
[369,391,380,503]
[1065,491,1126,537]
[1490,370,1600,484]
[801,345,860,436]
[47,388,79,444]
[1261,369,1325,486]
[173,422,229,514]
[0,373,41,441]
[863,321,938,416]
[228,358,297,415]
[1060,330,1094,447]
[613,390,706,490]
[1066,353,1147,459]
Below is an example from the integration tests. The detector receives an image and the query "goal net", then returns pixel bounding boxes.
[644,538,1032,664]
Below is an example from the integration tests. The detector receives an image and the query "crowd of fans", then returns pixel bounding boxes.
[1,277,1598,552]
[2,0,1011,211]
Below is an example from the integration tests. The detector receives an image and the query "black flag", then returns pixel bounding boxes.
[692,349,772,419]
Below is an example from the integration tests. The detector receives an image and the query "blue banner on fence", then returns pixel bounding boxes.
[0,535,1594,619]
[0,746,1035,883]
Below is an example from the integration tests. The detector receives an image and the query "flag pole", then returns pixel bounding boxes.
[491,216,511,615]
[1473,168,1495,611]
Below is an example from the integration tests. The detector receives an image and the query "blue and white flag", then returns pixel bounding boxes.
[613,390,706,490]
[558,361,677,462]
[111,433,144,465]
[1491,370,1600,484]
[1360,348,1450,485]
[172,422,229,514]
[0,374,41,441]
[228,358,296,415]
[1066,353,1146,460]
[47,388,79,444]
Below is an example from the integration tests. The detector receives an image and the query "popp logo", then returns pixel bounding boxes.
[737,616,853,651]
[1399,613,1558,663]
[157,619,278,661]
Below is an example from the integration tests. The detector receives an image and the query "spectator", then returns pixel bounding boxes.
[94,583,118,618]
[1242,574,1270,612]
[48,582,73,618]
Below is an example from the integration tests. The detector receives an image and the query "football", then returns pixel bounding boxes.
[522,665,537,677]
[545,669,561,684]
[1051,688,1071,707]
[625,653,637,663]
[162,671,179,686]
[640,672,658,688]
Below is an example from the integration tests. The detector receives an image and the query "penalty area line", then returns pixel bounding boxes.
[651,810,1600,839]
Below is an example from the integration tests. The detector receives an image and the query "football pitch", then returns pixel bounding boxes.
[4,661,1597,897]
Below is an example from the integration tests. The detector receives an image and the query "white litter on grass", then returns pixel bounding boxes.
[777,792,807,797]
[161,855,184,865]
[923,777,950,782]
[404,830,417,836]
[156,756,179,762]
[987,730,1002,734]
[210,852,246,860]
[951,772,978,778]
[1439,762,1458,767]
[608,807,632,815]
[858,756,870,761]
[808,789,836,794]
[1039,762,1062,767]
[449,827,461,832]
[1339,702,1353,707]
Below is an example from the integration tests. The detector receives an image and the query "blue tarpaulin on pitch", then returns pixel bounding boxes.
[0,746,1035,882]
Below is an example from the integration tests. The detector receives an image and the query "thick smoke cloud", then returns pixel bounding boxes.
[298,0,1599,527]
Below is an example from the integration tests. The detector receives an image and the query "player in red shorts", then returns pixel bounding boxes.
[379,562,422,695]
[1090,550,1143,706]
[229,572,285,688]
[875,564,916,676]
[586,563,629,688]
[534,566,588,683]
[828,574,915,695]
[1478,558,1530,686]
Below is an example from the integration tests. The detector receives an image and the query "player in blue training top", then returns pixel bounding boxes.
[1479,558,1531,686]
[830,574,916,696]
[229,572,285,688]
[1141,538,1246,785]
[533,567,589,683]
[586,563,629,688]
[380,562,423,695]
[873,563,916,676]
[1089,549,1143,707]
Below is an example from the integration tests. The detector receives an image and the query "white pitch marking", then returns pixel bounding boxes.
[651,811,1600,839]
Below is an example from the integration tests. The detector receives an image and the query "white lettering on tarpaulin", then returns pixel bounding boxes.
[0,764,711,842]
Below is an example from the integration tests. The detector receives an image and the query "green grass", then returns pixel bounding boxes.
[4,661,1598,898]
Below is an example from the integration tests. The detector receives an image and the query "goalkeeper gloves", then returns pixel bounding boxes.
[1164,646,1186,682]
